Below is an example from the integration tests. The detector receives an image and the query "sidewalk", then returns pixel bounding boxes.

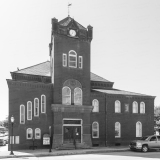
[0,146,129,159]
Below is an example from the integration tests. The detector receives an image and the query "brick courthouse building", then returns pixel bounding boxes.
[7,16,155,150]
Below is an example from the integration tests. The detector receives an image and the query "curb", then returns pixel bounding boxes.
[0,148,129,159]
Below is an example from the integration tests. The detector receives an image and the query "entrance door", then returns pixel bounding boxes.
[63,126,81,144]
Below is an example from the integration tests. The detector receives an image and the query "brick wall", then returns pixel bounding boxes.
[7,80,53,150]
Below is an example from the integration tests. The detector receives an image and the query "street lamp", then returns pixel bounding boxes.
[10,115,14,155]
[32,136,35,150]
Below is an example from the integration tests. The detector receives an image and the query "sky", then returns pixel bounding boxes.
[0,0,160,121]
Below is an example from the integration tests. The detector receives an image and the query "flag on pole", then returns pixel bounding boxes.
[68,3,72,6]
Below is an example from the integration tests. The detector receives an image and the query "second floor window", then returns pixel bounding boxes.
[140,102,145,114]
[115,100,121,113]
[69,50,77,68]
[132,101,138,113]
[20,105,25,124]
[62,87,71,105]
[34,98,39,116]
[41,95,46,113]
[27,101,32,120]
[92,99,99,112]
[74,87,82,105]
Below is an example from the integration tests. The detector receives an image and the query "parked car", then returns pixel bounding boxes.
[129,135,160,152]
[0,134,8,146]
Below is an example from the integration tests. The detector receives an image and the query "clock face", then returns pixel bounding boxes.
[69,29,76,37]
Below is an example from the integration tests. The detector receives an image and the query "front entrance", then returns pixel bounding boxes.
[63,126,81,143]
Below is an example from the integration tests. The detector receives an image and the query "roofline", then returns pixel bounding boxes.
[92,89,156,98]
[10,72,51,78]
[6,79,53,85]
[13,60,50,73]
[91,80,114,84]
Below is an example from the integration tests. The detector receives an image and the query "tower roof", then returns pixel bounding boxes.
[58,16,87,30]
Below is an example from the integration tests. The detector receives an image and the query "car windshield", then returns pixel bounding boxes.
[140,136,150,140]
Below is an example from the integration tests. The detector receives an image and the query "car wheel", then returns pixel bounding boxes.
[142,145,148,152]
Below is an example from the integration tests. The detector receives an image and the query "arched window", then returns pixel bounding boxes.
[140,102,145,114]
[74,87,82,105]
[136,121,142,137]
[92,122,99,138]
[115,122,121,138]
[26,128,33,139]
[62,87,71,105]
[35,128,41,139]
[27,101,32,120]
[34,98,39,116]
[20,105,25,124]
[115,100,121,113]
[92,99,99,112]
[69,50,77,68]
[41,95,46,113]
[132,101,138,113]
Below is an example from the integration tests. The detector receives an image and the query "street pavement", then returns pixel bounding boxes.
[0,145,129,159]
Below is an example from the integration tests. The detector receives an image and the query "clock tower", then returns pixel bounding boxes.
[50,17,93,105]
[49,16,93,148]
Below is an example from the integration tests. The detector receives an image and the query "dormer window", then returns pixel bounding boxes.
[69,50,77,68]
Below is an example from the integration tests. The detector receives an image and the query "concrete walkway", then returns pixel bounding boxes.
[0,146,129,159]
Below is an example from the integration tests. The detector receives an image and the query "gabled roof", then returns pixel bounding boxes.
[59,16,87,30]
[13,61,111,83]
[93,89,154,97]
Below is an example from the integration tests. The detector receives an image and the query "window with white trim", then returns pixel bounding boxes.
[35,128,41,139]
[62,53,67,67]
[92,122,99,138]
[132,101,138,113]
[69,50,77,68]
[41,95,46,113]
[136,121,142,137]
[115,100,121,113]
[27,101,32,120]
[20,105,25,124]
[115,122,121,138]
[62,87,71,105]
[26,128,33,139]
[74,87,82,105]
[34,98,39,116]
[78,56,83,69]
[92,99,99,112]
[15,136,19,144]
[140,102,145,114]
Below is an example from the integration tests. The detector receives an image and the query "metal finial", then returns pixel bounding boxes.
[68,3,72,17]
